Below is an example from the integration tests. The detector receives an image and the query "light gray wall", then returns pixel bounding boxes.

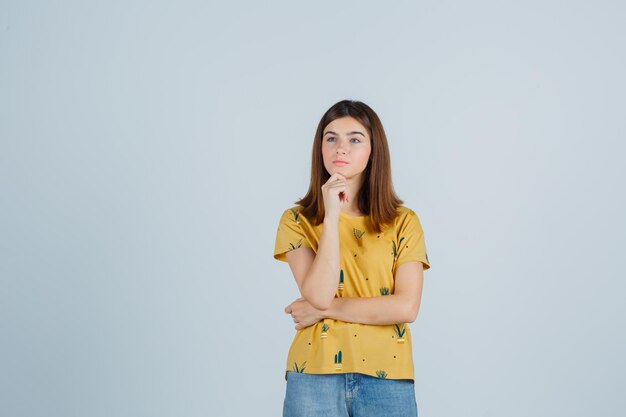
[1,1,624,416]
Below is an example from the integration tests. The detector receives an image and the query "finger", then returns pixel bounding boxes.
[322,178,348,192]
[328,182,347,192]
[323,174,338,186]
[325,173,346,185]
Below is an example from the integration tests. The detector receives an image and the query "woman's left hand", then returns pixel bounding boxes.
[284,297,325,330]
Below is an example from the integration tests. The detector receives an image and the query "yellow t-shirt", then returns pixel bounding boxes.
[273,205,431,382]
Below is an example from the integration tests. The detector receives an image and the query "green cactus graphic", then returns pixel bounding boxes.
[288,239,303,251]
[289,208,300,224]
[393,324,407,343]
[338,269,345,290]
[293,361,307,373]
[353,228,365,239]
[380,287,390,296]
[376,370,388,379]
[334,350,343,369]
[392,236,406,258]
[321,323,329,338]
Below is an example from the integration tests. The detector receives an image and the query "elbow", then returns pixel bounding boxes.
[404,312,416,323]
[404,303,420,323]
[403,292,422,323]
[405,311,417,323]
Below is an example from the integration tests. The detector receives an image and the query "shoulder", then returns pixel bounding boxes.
[395,205,418,221]
[393,206,423,230]
[282,205,305,217]
[278,205,308,224]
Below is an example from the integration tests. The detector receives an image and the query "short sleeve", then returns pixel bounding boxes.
[273,208,313,262]
[394,209,431,273]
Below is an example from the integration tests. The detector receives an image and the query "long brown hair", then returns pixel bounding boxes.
[295,99,404,234]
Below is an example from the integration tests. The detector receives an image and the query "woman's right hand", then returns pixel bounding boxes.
[321,173,349,219]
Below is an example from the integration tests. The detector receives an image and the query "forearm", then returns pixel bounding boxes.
[301,215,340,310]
[321,295,411,325]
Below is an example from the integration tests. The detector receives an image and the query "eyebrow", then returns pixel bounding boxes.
[323,130,365,137]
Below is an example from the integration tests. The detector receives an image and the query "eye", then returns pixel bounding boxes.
[326,137,361,143]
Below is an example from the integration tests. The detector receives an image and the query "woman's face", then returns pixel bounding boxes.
[321,116,372,180]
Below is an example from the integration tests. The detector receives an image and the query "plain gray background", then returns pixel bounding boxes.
[1,1,624,416]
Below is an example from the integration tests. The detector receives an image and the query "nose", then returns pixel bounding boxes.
[336,142,348,155]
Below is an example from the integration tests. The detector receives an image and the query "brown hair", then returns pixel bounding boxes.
[295,99,404,234]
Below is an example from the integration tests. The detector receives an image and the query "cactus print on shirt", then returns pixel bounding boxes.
[273,205,430,383]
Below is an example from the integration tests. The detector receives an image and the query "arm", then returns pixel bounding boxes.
[321,261,425,324]
[321,295,410,325]
[286,213,340,310]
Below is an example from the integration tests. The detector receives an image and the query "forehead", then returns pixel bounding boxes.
[324,117,368,136]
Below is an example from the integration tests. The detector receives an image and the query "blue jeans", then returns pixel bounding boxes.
[283,371,418,417]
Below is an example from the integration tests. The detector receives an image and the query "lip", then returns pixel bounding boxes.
[333,160,349,165]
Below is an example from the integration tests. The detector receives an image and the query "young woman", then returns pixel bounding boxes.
[273,99,431,417]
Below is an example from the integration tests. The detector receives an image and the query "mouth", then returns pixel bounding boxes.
[333,161,349,166]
